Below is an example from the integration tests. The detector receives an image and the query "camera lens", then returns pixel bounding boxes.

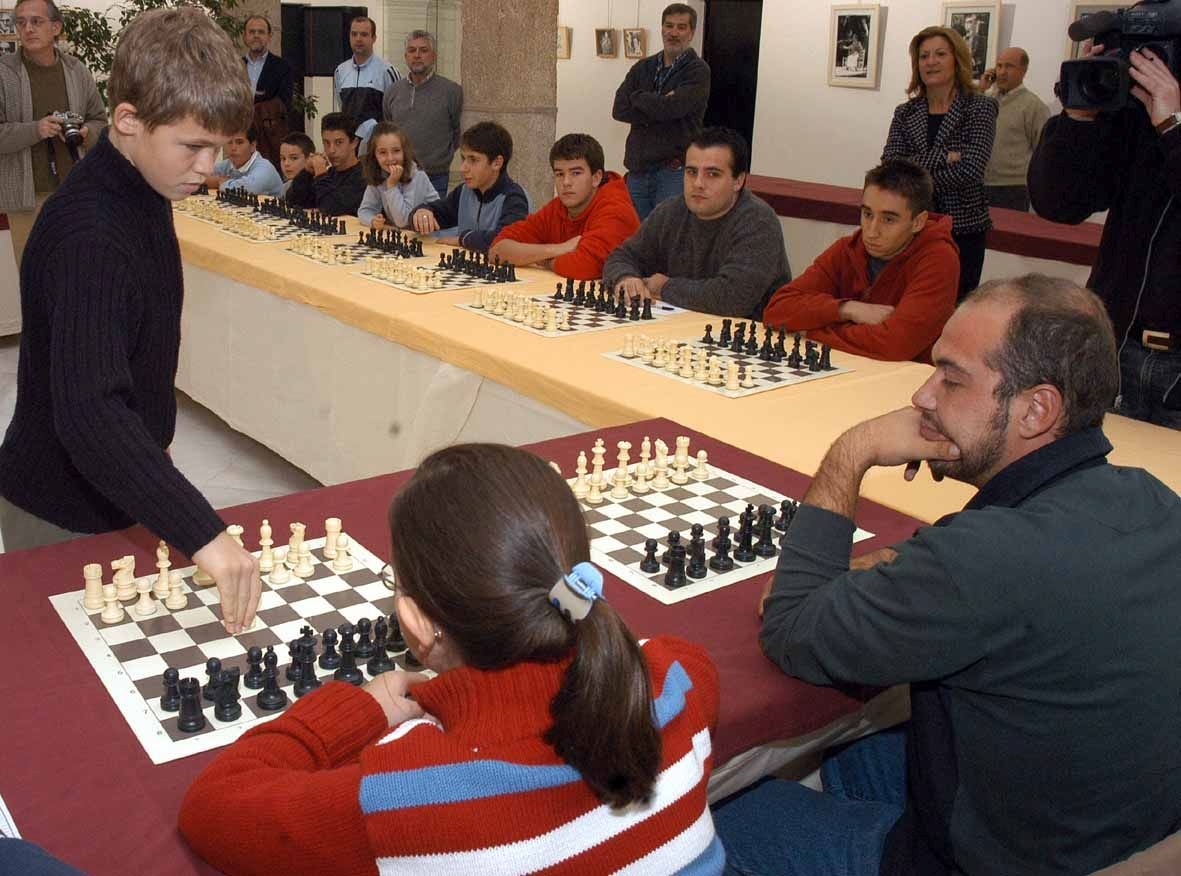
[1079,65,1122,104]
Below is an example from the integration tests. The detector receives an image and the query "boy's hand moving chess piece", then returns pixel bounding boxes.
[191,532,262,634]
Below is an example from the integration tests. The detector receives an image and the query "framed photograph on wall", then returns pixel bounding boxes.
[557,25,571,60]
[941,2,1002,81]
[1066,3,1132,59]
[623,27,646,59]
[0,8,14,34]
[828,5,882,89]
[595,28,617,58]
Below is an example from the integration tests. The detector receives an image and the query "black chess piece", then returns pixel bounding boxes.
[719,318,733,346]
[214,668,242,722]
[733,515,757,562]
[160,667,181,712]
[664,544,687,588]
[294,642,322,698]
[712,516,731,550]
[553,282,564,301]
[255,666,288,711]
[564,277,575,301]
[367,618,396,676]
[614,292,628,319]
[629,296,641,321]
[177,678,206,733]
[819,345,835,371]
[354,616,376,660]
[759,326,774,361]
[709,533,735,571]
[754,505,778,558]
[641,298,653,320]
[774,499,798,531]
[745,327,760,356]
[731,323,746,354]
[702,324,715,345]
[203,657,222,702]
[639,538,661,573]
[334,634,364,686]
[686,527,707,579]
[662,530,682,565]
[388,613,407,652]
[402,648,423,670]
[286,639,302,682]
[319,627,341,670]
[773,325,788,361]
[805,340,821,372]
[243,646,265,690]
[787,333,803,368]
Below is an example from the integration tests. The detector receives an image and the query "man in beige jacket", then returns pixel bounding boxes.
[981,47,1049,212]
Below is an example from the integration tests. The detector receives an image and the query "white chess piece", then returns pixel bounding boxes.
[165,570,187,610]
[324,517,342,559]
[586,475,603,505]
[153,541,171,599]
[691,449,710,481]
[665,344,681,372]
[545,307,558,333]
[258,519,274,573]
[707,356,723,386]
[133,577,156,617]
[286,522,305,569]
[652,440,670,490]
[572,451,589,499]
[100,583,125,624]
[269,551,291,584]
[83,563,104,611]
[741,366,755,389]
[611,441,632,500]
[113,555,137,601]
[725,361,740,391]
[621,334,636,358]
[632,457,650,494]
[670,454,690,485]
[674,436,691,470]
[472,289,485,308]
[295,541,315,578]
[332,533,354,572]
[226,524,244,548]
[638,436,652,480]
[678,347,694,378]
[693,349,707,381]
[590,445,606,491]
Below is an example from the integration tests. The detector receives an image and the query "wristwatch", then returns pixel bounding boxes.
[1156,111,1181,136]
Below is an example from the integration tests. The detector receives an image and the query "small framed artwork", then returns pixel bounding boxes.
[0,9,13,33]
[623,27,646,59]
[0,38,16,56]
[1066,3,1131,58]
[557,25,571,60]
[941,1,1002,81]
[828,5,882,89]
[595,28,617,58]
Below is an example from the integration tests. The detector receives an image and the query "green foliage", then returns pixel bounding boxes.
[291,91,318,120]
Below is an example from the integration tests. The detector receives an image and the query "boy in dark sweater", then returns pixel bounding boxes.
[0,7,261,632]
[409,120,529,252]
[285,112,367,216]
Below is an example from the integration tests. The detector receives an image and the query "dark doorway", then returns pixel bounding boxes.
[701,0,763,154]
[280,4,308,133]
[281,4,368,133]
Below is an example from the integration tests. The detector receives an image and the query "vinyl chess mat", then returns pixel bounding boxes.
[50,536,416,765]
[565,451,874,604]
[355,264,525,294]
[604,339,854,399]
[458,295,685,338]
[173,197,332,244]
[286,241,423,266]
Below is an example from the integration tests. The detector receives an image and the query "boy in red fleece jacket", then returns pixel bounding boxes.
[489,133,639,280]
[763,160,959,363]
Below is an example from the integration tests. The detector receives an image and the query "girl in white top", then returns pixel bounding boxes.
[358,123,440,228]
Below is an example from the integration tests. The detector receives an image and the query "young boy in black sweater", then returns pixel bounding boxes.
[285,112,367,216]
[0,7,261,632]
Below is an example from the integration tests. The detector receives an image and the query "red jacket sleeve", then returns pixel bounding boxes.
[762,238,847,330]
[178,682,387,876]
[490,204,551,249]
[552,193,641,280]
[807,242,958,362]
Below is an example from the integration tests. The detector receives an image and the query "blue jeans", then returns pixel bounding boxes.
[626,165,683,220]
[0,838,86,875]
[1116,339,1181,430]
[713,727,908,876]
[428,171,450,199]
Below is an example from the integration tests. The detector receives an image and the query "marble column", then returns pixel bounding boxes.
[460,0,558,211]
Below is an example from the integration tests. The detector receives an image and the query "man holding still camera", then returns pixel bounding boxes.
[0,0,105,277]
[1029,41,1181,429]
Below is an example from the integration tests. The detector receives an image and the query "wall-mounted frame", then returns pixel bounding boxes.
[623,27,646,59]
[941,1,1002,81]
[595,27,617,58]
[557,25,571,59]
[828,5,883,89]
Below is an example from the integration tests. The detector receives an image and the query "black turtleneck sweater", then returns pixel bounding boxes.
[0,130,225,557]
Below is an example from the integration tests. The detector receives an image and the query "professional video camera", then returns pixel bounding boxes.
[1057,0,1181,111]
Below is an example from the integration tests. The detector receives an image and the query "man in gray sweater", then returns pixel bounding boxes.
[602,126,790,320]
[382,29,462,198]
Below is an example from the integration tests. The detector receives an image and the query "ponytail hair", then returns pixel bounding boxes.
[388,443,661,808]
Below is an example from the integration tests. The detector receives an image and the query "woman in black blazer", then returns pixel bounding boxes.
[883,26,997,300]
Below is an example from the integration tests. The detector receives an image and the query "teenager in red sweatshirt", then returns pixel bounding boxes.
[179,444,722,876]
[490,133,640,280]
[764,160,960,363]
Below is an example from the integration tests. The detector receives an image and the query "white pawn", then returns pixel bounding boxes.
[192,562,214,587]
[165,570,188,610]
[632,458,650,494]
[572,451,589,499]
[692,449,710,481]
[134,577,156,617]
[678,347,694,378]
[693,349,707,381]
[670,455,690,485]
[333,533,354,572]
[295,541,315,578]
[100,583,125,624]
[611,441,631,500]
[226,524,244,548]
[258,519,275,573]
[586,476,603,505]
[741,366,755,389]
[665,343,680,372]
[83,563,104,611]
[269,551,291,584]
[153,541,172,599]
[725,361,740,391]
[707,356,723,386]
[545,307,558,333]
[324,516,342,559]
[621,334,636,358]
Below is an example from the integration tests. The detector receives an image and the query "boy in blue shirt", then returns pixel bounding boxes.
[205,125,283,196]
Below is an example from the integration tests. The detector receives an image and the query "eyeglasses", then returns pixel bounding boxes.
[380,563,398,596]
[15,16,51,29]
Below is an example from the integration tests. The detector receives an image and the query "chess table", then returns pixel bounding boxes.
[0,419,922,875]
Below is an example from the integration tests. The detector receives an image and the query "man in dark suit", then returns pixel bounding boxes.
[243,14,292,167]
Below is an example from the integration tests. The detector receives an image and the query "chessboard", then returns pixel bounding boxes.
[286,240,421,266]
[604,326,853,399]
[459,289,685,338]
[174,197,326,244]
[560,435,874,604]
[50,531,422,765]
[353,262,522,294]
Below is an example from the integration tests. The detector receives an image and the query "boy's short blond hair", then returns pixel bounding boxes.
[108,7,253,135]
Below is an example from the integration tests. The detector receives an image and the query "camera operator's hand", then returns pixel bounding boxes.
[1066,42,1105,121]
[1130,47,1181,127]
[36,114,62,140]
[981,68,996,89]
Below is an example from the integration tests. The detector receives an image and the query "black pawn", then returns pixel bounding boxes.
[702,323,715,345]
[754,505,778,558]
[662,530,682,566]
[686,527,707,579]
[553,282,564,301]
[629,296,641,321]
[614,292,628,319]
[214,668,242,722]
[294,642,321,698]
[160,667,181,712]
[388,613,407,652]
[334,634,364,686]
[641,298,653,320]
[255,666,288,711]
[639,538,661,573]
[177,678,206,733]
[734,515,757,562]
[712,517,731,550]
[243,646,264,690]
[709,534,735,572]
[319,627,341,669]
[367,618,396,676]
[203,657,222,702]
[354,616,376,660]
[664,544,687,588]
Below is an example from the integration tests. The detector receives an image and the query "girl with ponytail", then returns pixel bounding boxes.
[180,443,722,875]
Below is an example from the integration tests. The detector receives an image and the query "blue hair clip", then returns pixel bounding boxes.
[548,561,603,622]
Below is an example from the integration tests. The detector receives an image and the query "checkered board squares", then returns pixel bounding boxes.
[603,339,854,398]
[173,197,329,244]
[50,536,419,765]
[573,463,874,604]
[287,242,421,266]
[353,264,522,295]
[458,295,686,338]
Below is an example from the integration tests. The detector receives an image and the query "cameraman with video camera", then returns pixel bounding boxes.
[0,0,105,278]
[1029,0,1181,429]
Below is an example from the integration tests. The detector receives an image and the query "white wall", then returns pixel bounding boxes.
[556,0,705,174]
[751,1,1076,186]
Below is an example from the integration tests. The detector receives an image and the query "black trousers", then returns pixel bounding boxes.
[985,185,1031,212]
[953,230,988,301]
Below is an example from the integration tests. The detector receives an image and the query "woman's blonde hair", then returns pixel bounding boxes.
[906,26,977,99]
